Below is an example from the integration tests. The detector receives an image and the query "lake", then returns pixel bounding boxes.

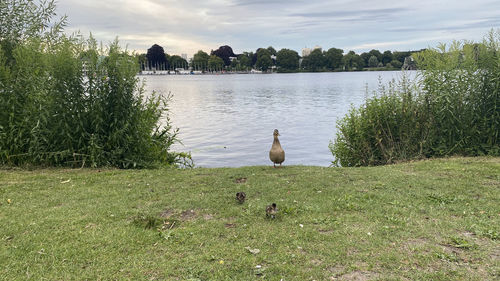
[143,71,415,167]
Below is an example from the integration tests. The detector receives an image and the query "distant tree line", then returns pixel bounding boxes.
[137,44,190,71]
[138,43,423,73]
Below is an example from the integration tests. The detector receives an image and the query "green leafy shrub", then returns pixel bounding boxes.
[0,0,190,168]
[331,30,500,166]
[415,34,500,157]
[330,76,431,166]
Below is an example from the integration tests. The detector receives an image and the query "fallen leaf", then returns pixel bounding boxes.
[245,247,260,254]
[61,179,71,184]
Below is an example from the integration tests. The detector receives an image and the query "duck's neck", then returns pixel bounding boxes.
[273,136,281,145]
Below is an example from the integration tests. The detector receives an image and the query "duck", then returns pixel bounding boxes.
[269,129,285,168]
[236,192,246,204]
[266,203,277,218]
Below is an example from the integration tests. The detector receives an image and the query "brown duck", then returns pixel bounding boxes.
[269,129,285,168]
[266,203,277,218]
[236,192,246,204]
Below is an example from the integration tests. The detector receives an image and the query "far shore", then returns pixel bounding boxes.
[138,67,406,76]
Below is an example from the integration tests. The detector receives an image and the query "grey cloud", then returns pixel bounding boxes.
[229,0,303,7]
[389,17,500,33]
[56,0,500,55]
[290,8,410,19]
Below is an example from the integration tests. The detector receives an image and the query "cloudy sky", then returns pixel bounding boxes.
[57,0,500,57]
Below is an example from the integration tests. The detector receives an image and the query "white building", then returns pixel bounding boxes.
[302,48,312,57]
[302,45,322,57]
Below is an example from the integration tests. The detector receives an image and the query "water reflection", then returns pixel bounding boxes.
[144,71,415,167]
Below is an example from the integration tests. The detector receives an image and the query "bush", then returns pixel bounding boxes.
[0,0,190,168]
[330,30,500,166]
[0,37,190,168]
[414,33,500,157]
[330,76,431,166]
[390,60,403,69]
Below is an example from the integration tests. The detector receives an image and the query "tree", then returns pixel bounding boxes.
[255,48,272,71]
[267,46,277,56]
[393,51,411,64]
[238,53,252,69]
[252,49,267,66]
[381,50,393,66]
[325,48,344,70]
[368,55,379,67]
[208,55,224,71]
[343,51,363,70]
[368,49,382,62]
[191,50,209,70]
[169,55,188,70]
[211,45,236,66]
[303,49,326,71]
[353,55,364,69]
[360,52,371,68]
[146,44,168,69]
[256,54,272,72]
[230,58,239,69]
[276,48,299,71]
[390,60,403,69]
[136,53,147,70]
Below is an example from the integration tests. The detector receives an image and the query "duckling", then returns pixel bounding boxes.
[266,203,277,218]
[236,192,246,204]
[269,129,285,168]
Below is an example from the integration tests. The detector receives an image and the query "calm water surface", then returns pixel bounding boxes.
[143,71,414,167]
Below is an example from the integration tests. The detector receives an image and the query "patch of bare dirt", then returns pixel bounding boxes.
[235,177,247,183]
[462,231,476,238]
[318,229,334,234]
[160,209,174,218]
[203,214,214,220]
[327,265,345,279]
[180,209,197,220]
[482,179,500,186]
[402,238,430,252]
[440,244,462,254]
[310,259,322,266]
[85,223,97,229]
[335,270,378,281]
[491,246,500,261]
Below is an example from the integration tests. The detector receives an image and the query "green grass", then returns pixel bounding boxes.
[1,157,499,280]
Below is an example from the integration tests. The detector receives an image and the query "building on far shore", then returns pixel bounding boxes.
[302,47,311,57]
[301,45,322,57]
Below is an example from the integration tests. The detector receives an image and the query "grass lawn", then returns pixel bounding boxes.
[1,157,499,280]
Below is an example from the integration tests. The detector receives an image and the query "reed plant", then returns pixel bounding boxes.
[0,37,189,168]
[0,0,190,168]
[331,30,499,166]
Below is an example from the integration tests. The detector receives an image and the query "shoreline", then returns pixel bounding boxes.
[138,67,405,76]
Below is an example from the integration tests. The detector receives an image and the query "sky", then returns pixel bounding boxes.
[56,0,500,58]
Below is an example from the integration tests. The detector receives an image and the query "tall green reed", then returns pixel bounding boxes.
[0,37,191,168]
[331,30,499,166]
